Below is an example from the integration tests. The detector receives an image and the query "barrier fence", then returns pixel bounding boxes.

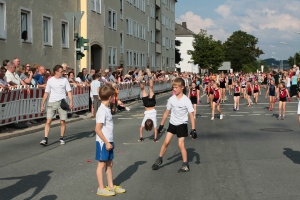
[0,81,173,126]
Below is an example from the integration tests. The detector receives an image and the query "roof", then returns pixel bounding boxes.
[175,22,194,36]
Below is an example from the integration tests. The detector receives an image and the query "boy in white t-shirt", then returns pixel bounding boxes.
[152,78,197,173]
[95,85,126,197]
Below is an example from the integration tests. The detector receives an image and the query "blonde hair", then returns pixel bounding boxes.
[172,78,185,87]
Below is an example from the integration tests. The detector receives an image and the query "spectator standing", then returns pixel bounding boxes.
[13,58,20,67]
[40,65,73,146]
[107,68,116,83]
[16,65,33,85]
[5,62,29,88]
[87,69,95,82]
[34,66,46,88]
[0,67,10,90]
[91,74,101,117]
[2,60,9,70]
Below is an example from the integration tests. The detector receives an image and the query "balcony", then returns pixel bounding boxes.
[156,0,161,8]
[156,20,161,31]
[156,43,161,54]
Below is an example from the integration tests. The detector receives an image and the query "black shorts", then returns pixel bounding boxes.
[228,80,232,85]
[167,123,188,138]
[213,98,219,103]
[254,90,258,93]
[142,95,156,107]
[220,85,226,89]
[280,97,286,102]
[190,96,197,104]
[209,92,214,95]
[242,86,246,88]
[247,92,252,96]
[234,93,240,97]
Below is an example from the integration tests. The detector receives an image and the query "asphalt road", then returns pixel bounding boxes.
[1,88,300,200]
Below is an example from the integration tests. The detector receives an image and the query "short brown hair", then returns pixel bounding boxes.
[144,119,153,131]
[99,85,115,101]
[53,65,63,73]
[172,77,185,87]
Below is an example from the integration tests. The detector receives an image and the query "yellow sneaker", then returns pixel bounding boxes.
[107,185,126,194]
[97,188,115,196]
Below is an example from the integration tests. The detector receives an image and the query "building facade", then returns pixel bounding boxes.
[175,22,198,73]
[0,0,77,69]
[0,0,176,74]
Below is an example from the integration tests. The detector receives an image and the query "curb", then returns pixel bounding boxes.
[0,117,85,141]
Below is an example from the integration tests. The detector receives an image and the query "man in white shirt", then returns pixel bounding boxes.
[5,62,27,87]
[40,65,73,146]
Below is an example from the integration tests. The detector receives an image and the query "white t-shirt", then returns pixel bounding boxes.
[45,77,72,103]
[5,71,21,85]
[91,80,101,96]
[166,95,194,125]
[141,109,157,128]
[96,104,114,142]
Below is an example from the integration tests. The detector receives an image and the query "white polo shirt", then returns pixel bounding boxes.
[5,71,21,86]
[45,77,72,102]
[166,95,194,125]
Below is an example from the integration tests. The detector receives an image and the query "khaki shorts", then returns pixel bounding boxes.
[47,100,68,120]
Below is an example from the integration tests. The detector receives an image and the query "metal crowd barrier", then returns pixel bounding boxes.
[0,81,173,126]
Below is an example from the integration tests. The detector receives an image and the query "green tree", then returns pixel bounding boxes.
[187,29,224,72]
[223,30,264,72]
[287,52,300,67]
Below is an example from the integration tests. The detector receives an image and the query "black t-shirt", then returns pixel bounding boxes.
[274,74,279,85]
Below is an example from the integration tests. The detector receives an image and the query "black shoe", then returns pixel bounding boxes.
[178,164,190,173]
[152,158,163,170]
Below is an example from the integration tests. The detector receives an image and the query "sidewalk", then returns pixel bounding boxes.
[0,91,172,141]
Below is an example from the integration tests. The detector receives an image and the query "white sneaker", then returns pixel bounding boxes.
[220,114,223,120]
[237,107,239,111]
[194,115,196,119]
[211,117,214,120]
[125,107,130,111]
[60,140,65,145]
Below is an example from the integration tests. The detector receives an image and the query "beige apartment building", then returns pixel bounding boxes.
[0,0,77,69]
[0,0,176,74]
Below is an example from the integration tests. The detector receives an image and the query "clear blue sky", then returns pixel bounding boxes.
[175,0,300,61]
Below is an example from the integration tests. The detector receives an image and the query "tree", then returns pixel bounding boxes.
[223,30,264,72]
[175,40,182,64]
[287,52,300,67]
[187,29,225,72]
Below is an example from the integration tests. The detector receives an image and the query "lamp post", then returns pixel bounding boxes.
[280,42,296,66]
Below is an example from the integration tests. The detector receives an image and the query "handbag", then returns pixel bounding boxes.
[60,99,70,111]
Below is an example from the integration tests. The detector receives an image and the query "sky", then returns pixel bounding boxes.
[175,0,300,61]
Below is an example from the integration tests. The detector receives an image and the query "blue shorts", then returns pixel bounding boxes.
[95,141,114,161]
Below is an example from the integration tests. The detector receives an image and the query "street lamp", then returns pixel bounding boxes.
[280,42,296,66]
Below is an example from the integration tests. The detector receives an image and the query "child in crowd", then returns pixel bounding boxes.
[253,80,260,104]
[277,82,290,120]
[95,85,126,196]
[152,78,197,173]
[188,82,200,119]
[233,81,241,111]
[211,83,223,120]
[265,80,276,111]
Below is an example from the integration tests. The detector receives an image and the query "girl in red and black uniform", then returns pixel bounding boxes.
[188,82,200,119]
[253,80,260,104]
[276,82,291,120]
[219,74,226,103]
[233,81,241,111]
[209,80,215,107]
[246,81,253,106]
[211,83,223,120]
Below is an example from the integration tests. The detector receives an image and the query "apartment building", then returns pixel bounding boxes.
[0,0,176,74]
[0,0,77,69]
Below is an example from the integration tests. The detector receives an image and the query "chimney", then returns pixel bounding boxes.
[182,22,187,29]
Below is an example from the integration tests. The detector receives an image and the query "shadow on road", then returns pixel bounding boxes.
[283,148,300,164]
[0,170,52,200]
[159,148,200,169]
[40,195,58,200]
[45,131,95,146]
[113,161,147,185]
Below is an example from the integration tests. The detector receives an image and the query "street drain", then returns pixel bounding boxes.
[260,128,293,132]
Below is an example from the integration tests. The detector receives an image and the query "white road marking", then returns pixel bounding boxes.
[249,114,261,116]
[118,118,132,119]
[265,114,273,115]
[236,112,249,113]
[201,116,208,117]
[230,115,244,116]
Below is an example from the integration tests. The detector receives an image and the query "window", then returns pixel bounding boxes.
[147,15,149,32]
[162,35,165,46]
[141,25,146,40]
[133,21,137,37]
[166,16,169,29]
[162,14,165,25]
[147,41,149,57]
[0,1,6,39]
[133,52,137,66]
[134,0,139,8]
[91,0,101,13]
[108,9,117,30]
[126,18,133,35]
[108,47,117,66]
[61,20,69,48]
[150,30,155,43]
[166,37,169,49]
[120,32,124,53]
[150,4,155,18]
[136,52,139,66]
[120,0,124,19]
[127,50,132,66]
[141,53,145,67]
[162,0,166,4]
[103,5,105,26]
[140,0,146,12]
[43,14,52,46]
[151,54,155,67]
[20,7,32,42]
[162,57,165,68]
